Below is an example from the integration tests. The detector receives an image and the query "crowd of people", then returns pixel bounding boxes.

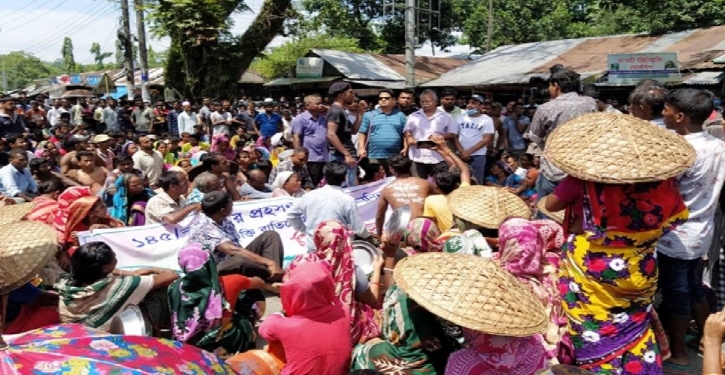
[1,63,725,375]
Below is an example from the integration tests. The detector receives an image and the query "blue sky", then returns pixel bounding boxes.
[0,0,281,63]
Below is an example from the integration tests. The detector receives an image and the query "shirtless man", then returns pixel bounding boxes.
[59,136,89,174]
[375,154,430,236]
[71,150,108,194]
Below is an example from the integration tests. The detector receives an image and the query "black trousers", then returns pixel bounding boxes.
[414,161,447,180]
[307,161,326,187]
[216,231,284,281]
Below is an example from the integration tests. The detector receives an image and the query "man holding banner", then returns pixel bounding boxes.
[288,161,372,251]
[188,191,285,280]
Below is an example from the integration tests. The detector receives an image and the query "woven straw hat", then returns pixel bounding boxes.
[394,252,547,336]
[536,196,564,224]
[0,221,57,294]
[448,186,531,229]
[0,202,35,226]
[544,112,695,183]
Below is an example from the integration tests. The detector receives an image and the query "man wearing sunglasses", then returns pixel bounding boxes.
[357,89,407,175]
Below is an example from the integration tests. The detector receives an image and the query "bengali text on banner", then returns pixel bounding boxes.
[77,178,392,271]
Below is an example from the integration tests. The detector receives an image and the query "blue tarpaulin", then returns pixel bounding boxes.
[104,86,128,99]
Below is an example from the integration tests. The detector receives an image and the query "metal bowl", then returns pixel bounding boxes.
[109,305,149,337]
[352,240,379,275]
[384,204,412,245]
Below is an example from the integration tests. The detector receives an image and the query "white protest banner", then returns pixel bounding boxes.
[78,178,392,271]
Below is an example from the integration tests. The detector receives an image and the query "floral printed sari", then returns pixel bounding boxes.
[351,285,453,374]
[285,220,381,344]
[169,243,255,358]
[556,177,688,373]
[402,218,443,255]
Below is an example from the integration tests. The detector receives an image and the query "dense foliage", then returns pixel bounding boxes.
[251,35,363,80]
[290,0,725,52]
[147,0,293,98]
[0,52,62,90]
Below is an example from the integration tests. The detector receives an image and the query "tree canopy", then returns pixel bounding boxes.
[0,52,61,91]
[252,35,362,80]
[61,37,77,73]
[90,42,113,70]
[290,0,725,52]
[148,0,293,98]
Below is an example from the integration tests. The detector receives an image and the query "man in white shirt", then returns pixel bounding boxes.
[287,161,371,251]
[47,100,62,127]
[403,89,458,179]
[145,170,201,224]
[454,94,494,184]
[210,100,232,136]
[178,101,198,135]
[657,89,725,369]
[132,135,165,188]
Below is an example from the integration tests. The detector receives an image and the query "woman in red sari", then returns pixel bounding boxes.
[25,180,64,225]
[285,220,382,345]
[52,186,124,267]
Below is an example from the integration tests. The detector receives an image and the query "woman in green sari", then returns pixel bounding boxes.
[55,242,179,333]
[169,242,268,358]
[350,284,454,374]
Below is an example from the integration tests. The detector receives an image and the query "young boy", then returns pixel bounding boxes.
[230,125,251,149]
[657,88,725,371]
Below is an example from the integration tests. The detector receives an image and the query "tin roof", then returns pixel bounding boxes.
[310,49,403,81]
[423,25,725,87]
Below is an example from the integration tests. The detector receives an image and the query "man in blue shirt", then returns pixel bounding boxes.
[254,99,282,139]
[502,102,530,157]
[0,148,38,202]
[358,89,407,175]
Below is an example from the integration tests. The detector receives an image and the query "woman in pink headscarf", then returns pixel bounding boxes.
[212,134,236,161]
[445,218,570,375]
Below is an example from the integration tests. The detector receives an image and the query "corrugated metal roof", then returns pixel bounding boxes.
[311,49,403,81]
[349,80,406,89]
[264,76,341,87]
[682,71,725,85]
[715,53,725,64]
[114,67,165,86]
[372,54,468,83]
[423,26,725,87]
[421,37,585,87]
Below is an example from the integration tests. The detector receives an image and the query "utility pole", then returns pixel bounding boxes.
[134,0,151,103]
[404,0,416,88]
[486,0,494,52]
[120,0,135,99]
[2,61,7,93]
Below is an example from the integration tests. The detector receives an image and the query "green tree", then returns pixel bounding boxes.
[292,0,468,53]
[461,0,588,50]
[147,46,167,68]
[591,0,725,34]
[90,42,113,70]
[147,0,293,98]
[0,52,61,91]
[61,37,77,73]
[252,34,362,79]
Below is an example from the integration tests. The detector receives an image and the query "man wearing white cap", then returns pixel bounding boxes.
[178,101,198,135]
[92,134,115,170]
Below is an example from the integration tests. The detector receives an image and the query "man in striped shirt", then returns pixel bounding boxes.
[357,89,407,175]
